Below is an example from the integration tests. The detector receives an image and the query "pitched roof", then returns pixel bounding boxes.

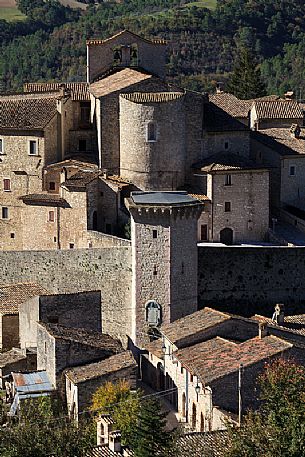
[86,30,166,46]
[62,170,101,190]
[209,93,252,118]
[252,128,305,156]
[0,283,48,314]
[253,314,305,337]
[20,193,68,207]
[0,349,27,368]
[24,82,90,101]
[65,351,136,384]
[193,152,268,172]
[45,159,98,170]
[86,445,133,457]
[253,99,303,120]
[172,430,229,457]
[160,307,231,348]
[189,193,211,202]
[175,335,292,384]
[89,68,152,98]
[204,102,248,132]
[120,92,184,104]
[38,322,123,352]
[0,95,58,130]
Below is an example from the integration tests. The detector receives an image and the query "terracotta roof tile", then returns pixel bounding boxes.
[62,170,101,190]
[253,99,303,120]
[86,30,166,46]
[20,193,68,206]
[24,82,90,101]
[86,445,132,457]
[89,68,152,98]
[175,336,292,384]
[172,430,229,457]
[0,283,48,314]
[0,349,27,368]
[189,193,210,201]
[0,95,58,130]
[65,351,136,384]
[210,93,252,118]
[120,92,184,104]
[252,128,305,155]
[204,102,248,132]
[252,314,305,337]
[193,152,268,172]
[38,322,123,352]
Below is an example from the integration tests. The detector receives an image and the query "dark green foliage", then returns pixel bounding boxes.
[0,396,94,457]
[130,398,173,457]
[226,47,266,99]
[225,359,305,457]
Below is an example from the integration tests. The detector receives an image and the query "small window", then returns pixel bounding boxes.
[224,141,229,150]
[147,122,157,142]
[48,211,55,222]
[79,139,87,152]
[153,265,157,276]
[181,262,184,275]
[153,230,157,239]
[10,233,15,239]
[289,165,296,176]
[80,102,91,125]
[0,138,3,154]
[49,182,56,191]
[225,202,231,212]
[2,207,8,219]
[3,179,11,191]
[54,237,57,242]
[181,365,184,374]
[225,174,232,186]
[190,374,194,382]
[29,140,37,155]
[69,243,74,249]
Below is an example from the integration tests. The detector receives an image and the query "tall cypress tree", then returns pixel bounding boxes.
[131,398,173,457]
[227,47,267,99]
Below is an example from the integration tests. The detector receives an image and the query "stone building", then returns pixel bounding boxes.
[37,322,123,388]
[65,350,137,418]
[142,306,305,432]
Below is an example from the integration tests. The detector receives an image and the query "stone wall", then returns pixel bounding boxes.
[0,314,19,350]
[202,131,251,160]
[198,246,305,315]
[0,247,132,343]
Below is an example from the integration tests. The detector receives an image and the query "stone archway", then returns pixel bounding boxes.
[220,227,233,245]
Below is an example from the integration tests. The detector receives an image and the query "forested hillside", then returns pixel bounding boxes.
[1,0,305,96]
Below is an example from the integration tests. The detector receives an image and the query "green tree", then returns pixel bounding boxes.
[0,396,94,457]
[131,398,173,457]
[225,359,305,457]
[226,47,267,99]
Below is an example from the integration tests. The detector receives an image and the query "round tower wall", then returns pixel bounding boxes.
[119,95,186,190]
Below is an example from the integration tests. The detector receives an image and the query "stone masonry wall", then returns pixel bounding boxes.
[198,246,305,315]
[0,247,132,343]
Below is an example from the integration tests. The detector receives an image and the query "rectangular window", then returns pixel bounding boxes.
[79,139,87,152]
[10,233,15,239]
[2,207,8,219]
[289,165,296,176]
[200,224,208,241]
[48,211,55,222]
[153,230,158,239]
[3,179,11,191]
[49,182,56,191]
[29,140,37,155]
[69,243,74,249]
[225,202,231,212]
[225,174,232,186]
[80,102,91,125]
[0,138,3,154]
[147,123,157,142]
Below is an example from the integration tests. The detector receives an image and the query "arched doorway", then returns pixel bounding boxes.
[92,211,98,231]
[192,403,197,430]
[220,227,233,245]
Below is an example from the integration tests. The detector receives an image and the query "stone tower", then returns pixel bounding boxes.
[119,92,186,191]
[127,191,203,347]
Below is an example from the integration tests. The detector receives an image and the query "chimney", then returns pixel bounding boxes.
[96,414,114,445]
[290,124,301,139]
[109,431,122,454]
[216,81,224,94]
[272,303,285,326]
[285,90,294,100]
[258,322,268,339]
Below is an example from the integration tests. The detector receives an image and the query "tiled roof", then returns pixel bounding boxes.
[62,170,101,190]
[86,445,133,457]
[20,193,68,207]
[160,307,231,348]
[253,314,305,337]
[253,99,303,120]
[175,335,292,384]
[0,283,48,314]
[204,102,248,132]
[172,430,229,457]
[65,350,136,384]
[0,349,27,368]
[0,95,58,130]
[45,159,98,170]
[210,93,252,118]
[193,152,268,172]
[38,322,123,352]
[86,30,166,46]
[120,92,184,104]
[189,193,211,202]
[89,68,152,98]
[24,82,90,101]
[252,128,305,156]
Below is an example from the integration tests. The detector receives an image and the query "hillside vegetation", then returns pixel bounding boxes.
[1,0,305,96]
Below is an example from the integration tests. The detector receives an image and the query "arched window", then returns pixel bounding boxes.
[145,300,162,326]
[147,122,157,142]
